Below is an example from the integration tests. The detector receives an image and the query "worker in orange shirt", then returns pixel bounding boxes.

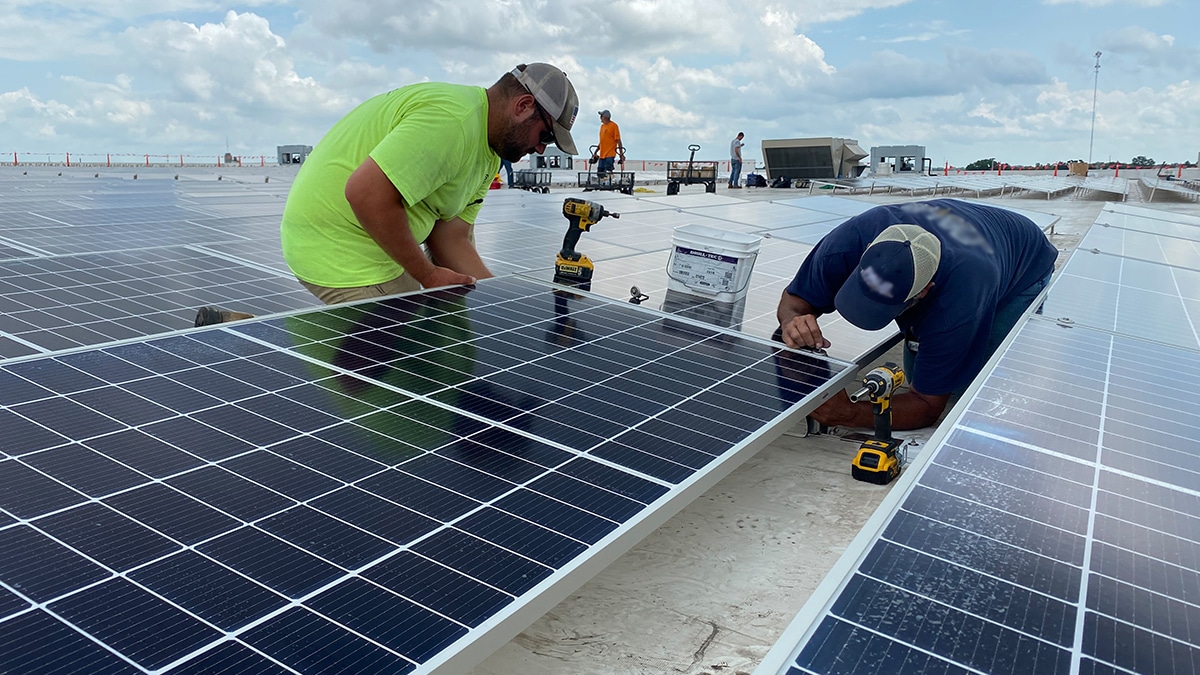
[594,109,623,178]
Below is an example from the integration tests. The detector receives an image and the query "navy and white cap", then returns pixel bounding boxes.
[834,224,942,331]
[511,63,579,155]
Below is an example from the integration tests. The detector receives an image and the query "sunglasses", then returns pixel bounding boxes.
[533,103,557,146]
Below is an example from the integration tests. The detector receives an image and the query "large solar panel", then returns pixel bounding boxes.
[0,172,320,357]
[757,203,1200,675]
[0,275,852,674]
[0,247,316,357]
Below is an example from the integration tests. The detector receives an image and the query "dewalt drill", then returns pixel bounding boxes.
[849,362,906,485]
[555,198,619,286]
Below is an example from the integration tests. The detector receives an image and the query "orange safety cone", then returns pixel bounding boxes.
[489,172,502,190]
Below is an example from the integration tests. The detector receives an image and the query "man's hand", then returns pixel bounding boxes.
[777,290,831,350]
[780,314,831,351]
[421,266,476,289]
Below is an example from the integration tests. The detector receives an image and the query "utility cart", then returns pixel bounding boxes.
[513,169,552,193]
[577,171,635,195]
[666,144,718,195]
[578,144,635,195]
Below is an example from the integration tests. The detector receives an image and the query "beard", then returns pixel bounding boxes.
[494,116,542,161]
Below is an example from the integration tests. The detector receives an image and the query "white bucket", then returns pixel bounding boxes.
[666,223,762,303]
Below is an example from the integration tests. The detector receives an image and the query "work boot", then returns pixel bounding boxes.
[194,306,255,327]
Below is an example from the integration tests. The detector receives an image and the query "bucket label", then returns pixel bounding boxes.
[670,246,741,293]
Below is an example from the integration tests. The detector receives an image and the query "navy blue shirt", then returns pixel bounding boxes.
[786,199,1057,395]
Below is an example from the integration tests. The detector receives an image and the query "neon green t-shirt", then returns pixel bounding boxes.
[281,83,498,287]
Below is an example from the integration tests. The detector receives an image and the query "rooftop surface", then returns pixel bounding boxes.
[2,165,1199,674]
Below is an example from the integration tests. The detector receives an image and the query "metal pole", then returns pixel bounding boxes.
[1088,51,1102,167]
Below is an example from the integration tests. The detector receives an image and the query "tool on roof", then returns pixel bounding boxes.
[849,362,907,485]
[554,198,619,287]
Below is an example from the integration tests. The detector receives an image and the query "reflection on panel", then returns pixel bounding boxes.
[0,275,846,673]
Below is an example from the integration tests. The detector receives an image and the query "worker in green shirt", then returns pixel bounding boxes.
[196,62,579,325]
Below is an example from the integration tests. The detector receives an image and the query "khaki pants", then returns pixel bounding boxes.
[298,224,477,306]
[299,274,421,306]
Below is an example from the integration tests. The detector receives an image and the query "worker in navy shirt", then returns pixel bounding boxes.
[777,199,1057,430]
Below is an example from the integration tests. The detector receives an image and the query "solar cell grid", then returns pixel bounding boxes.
[762,203,1200,675]
[25,204,220,227]
[0,275,845,674]
[0,247,317,355]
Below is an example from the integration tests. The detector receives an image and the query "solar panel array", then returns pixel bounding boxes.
[1,170,1067,673]
[1139,177,1200,203]
[757,202,1200,675]
[0,275,850,674]
[0,172,318,357]
[806,174,1084,201]
[4,172,1046,366]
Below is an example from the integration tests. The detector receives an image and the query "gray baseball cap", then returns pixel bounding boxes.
[512,63,579,155]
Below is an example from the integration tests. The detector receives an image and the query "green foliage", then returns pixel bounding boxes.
[1128,155,1155,167]
[964,158,997,171]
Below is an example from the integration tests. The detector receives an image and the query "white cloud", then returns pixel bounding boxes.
[0,8,113,60]
[1044,0,1169,6]
[1100,26,1175,54]
[778,0,914,25]
[0,0,1195,165]
[124,13,297,105]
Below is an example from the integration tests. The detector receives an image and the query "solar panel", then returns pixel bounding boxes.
[689,201,841,231]
[0,241,41,261]
[757,203,1200,675]
[768,195,876,218]
[0,275,851,674]
[0,220,259,256]
[637,193,747,208]
[0,173,320,356]
[0,247,317,354]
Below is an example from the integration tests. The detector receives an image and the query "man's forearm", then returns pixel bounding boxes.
[777,291,819,326]
[811,389,947,431]
[426,219,492,280]
[345,158,438,285]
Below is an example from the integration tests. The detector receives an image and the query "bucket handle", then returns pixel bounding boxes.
[665,250,759,298]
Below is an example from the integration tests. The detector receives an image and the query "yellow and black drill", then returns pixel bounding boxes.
[849,362,906,485]
[555,198,619,287]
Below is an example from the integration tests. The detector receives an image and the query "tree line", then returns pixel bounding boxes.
[962,156,1195,171]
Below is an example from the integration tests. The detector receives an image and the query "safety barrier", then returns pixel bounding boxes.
[7,152,273,168]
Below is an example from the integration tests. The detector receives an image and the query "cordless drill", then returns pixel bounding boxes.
[849,362,906,485]
[554,198,619,286]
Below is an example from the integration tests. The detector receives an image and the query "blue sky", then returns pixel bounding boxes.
[1,0,1195,166]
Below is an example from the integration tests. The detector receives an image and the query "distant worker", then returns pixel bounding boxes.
[195,62,579,325]
[729,131,745,189]
[594,109,623,178]
[776,199,1056,430]
[500,158,515,187]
